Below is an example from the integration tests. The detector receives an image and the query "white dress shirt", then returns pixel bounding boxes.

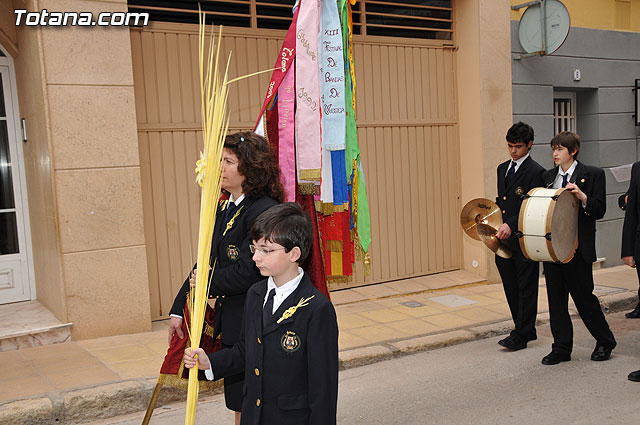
[552,160,586,207]
[228,193,245,207]
[552,160,578,189]
[505,153,530,177]
[263,267,304,313]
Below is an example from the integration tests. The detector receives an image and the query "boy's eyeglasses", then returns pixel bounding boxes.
[249,245,285,256]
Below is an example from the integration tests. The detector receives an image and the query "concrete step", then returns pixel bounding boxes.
[0,300,72,351]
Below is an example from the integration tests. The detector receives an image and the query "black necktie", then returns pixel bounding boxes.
[561,174,568,188]
[224,201,237,224]
[263,288,276,326]
[506,161,516,183]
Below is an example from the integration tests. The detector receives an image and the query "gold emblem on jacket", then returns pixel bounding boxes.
[227,244,239,261]
[281,330,301,352]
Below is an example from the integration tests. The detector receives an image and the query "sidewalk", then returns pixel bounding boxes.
[1,266,638,424]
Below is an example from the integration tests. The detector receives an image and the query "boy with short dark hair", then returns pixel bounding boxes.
[621,160,640,381]
[185,202,339,425]
[541,131,616,365]
[495,122,545,351]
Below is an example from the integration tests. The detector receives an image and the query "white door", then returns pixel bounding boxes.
[0,62,32,304]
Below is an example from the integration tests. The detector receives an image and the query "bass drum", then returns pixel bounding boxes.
[518,187,579,263]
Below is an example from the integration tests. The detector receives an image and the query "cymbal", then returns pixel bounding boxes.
[460,198,503,241]
[618,193,628,211]
[477,223,512,259]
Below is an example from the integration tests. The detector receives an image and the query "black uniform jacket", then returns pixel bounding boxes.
[209,273,339,425]
[496,156,545,252]
[622,162,640,258]
[543,162,606,264]
[170,196,279,345]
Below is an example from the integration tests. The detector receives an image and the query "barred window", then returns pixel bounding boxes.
[354,0,452,40]
[553,92,576,135]
[127,0,252,27]
[127,0,453,40]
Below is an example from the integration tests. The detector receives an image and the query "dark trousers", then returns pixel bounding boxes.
[543,253,616,355]
[635,261,640,303]
[495,251,539,341]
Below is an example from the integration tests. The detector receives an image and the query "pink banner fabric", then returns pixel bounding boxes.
[295,0,322,187]
[253,8,299,132]
[277,65,296,202]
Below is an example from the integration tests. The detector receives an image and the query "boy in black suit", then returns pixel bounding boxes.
[541,131,616,365]
[620,162,640,381]
[495,122,545,351]
[621,165,640,320]
[185,202,339,425]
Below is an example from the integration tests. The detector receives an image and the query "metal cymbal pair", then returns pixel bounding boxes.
[460,198,512,258]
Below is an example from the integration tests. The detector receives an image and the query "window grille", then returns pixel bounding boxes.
[553,92,576,134]
[127,0,453,40]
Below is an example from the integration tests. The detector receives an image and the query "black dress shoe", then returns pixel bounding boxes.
[541,351,571,365]
[628,369,640,382]
[625,305,640,318]
[591,344,614,361]
[500,336,527,351]
[498,336,512,348]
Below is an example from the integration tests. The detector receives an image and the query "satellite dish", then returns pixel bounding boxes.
[517,0,570,55]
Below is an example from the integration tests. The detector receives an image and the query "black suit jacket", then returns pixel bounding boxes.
[621,162,640,259]
[543,162,606,264]
[170,196,279,345]
[210,273,339,425]
[496,156,545,252]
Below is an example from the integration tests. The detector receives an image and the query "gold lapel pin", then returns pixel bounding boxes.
[277,295,315,324]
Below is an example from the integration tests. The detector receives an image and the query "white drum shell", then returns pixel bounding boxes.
[519,187,578,263]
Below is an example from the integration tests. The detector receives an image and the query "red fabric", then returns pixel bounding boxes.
[318,211,353,277]
[160,299,222,379]
[264,97,330,300]
[253,9,299,130]
[296,193,330,300]
[320,213,342,240]
[341,212,354,275]
[265,104,280,156]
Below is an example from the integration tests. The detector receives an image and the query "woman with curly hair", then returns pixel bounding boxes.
[168,131,284,424]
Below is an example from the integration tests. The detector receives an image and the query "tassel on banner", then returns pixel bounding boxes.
[299,183,320,195]
[326,275,353,285]
[314,201,349,216]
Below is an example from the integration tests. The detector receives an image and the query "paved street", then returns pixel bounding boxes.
[91,311,640,425]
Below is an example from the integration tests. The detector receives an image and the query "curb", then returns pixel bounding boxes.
[2,291,637,424]
[0,379,224,425]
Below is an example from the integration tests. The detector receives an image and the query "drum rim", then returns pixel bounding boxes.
[558,190,579,264]
[545,190,560,263]
[518,192,530,259]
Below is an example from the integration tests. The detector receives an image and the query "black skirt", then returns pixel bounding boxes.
[223,371,244,411]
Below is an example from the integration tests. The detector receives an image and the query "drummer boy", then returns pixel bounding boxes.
[494,122,545,351]
[539,131,616,365]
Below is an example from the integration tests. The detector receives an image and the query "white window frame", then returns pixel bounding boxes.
[0,43,36,303]
[553,91,576,134]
